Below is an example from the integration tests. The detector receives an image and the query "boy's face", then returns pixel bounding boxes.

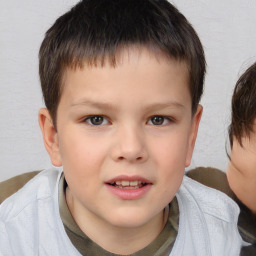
[227,121,256,214]
[40,48,201,231]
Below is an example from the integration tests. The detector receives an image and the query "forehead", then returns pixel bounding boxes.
[60,47,190,106]
[66,45,189,73]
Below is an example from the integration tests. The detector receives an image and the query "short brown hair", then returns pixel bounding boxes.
[229,62,256,147]
[39,0,206,128]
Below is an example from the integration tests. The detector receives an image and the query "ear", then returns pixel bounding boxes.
[38,108,62,167]
[185,105,203,167]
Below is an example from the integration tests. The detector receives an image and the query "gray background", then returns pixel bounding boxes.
[0,0,256,181]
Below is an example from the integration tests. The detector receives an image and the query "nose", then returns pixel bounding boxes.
[111,124,148,163]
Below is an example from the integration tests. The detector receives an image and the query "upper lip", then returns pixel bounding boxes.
[105,175,152,184]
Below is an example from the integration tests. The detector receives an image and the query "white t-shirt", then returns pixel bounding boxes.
[0,169,243,256]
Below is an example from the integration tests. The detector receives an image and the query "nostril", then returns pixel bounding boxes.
[116,156,143,162]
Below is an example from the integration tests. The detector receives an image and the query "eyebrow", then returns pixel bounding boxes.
[70,99,185,111]
[70,100,118,111]
[143,102,185,112]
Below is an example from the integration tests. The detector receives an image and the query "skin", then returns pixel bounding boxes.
[227,122,256,215]
[39,48,202,254]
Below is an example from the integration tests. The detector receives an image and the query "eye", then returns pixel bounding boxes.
[84,116,108,126]
[148,116,171,126]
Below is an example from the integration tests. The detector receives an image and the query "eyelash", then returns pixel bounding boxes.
[82,115,174,126]
[147,116,174,126]
[83,115,110,126]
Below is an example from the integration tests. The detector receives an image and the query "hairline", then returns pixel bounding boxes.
[53,44,194,129]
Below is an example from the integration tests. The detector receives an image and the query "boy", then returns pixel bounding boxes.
[188,62,256,255]
[0,0,242,255]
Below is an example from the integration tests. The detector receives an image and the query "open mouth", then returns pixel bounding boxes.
[107,180,148,189]
[105,177,152,199]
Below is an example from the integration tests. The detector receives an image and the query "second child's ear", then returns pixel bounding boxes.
[38,108,62,167]
[185,105,203,167]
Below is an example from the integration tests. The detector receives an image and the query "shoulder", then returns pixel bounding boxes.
[0,168,81,255]
[179,175,239,223]
[0,171,41,203]
[173,176,243,255]
[186,167,256,247]
[0,168,62,222]
[186,167,235,199]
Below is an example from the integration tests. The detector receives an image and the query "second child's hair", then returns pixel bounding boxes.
[39,0,206,128]
[229,62,256,147]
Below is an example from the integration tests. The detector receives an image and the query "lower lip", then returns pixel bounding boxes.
[105,184,152,200]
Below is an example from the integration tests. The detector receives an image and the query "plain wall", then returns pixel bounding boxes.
[0,0,256,181]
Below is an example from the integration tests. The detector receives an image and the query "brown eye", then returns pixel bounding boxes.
[150,116,165,125]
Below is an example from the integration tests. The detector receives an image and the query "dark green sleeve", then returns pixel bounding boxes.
[0,171,40,203]
[186,167,235,198]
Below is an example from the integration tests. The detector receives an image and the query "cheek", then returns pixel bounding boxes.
[58,131,109,177]
[154,142,185,205]
[59,134,110,202]
[151,130,190,168]
[240,154,256,177]
[231,142,256,178]
[150,132,189,189]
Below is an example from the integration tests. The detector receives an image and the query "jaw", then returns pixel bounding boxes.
[66,184,165,255]
[227,162,256,214]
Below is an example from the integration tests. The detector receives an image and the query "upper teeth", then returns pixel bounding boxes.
[115,180,142,186]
